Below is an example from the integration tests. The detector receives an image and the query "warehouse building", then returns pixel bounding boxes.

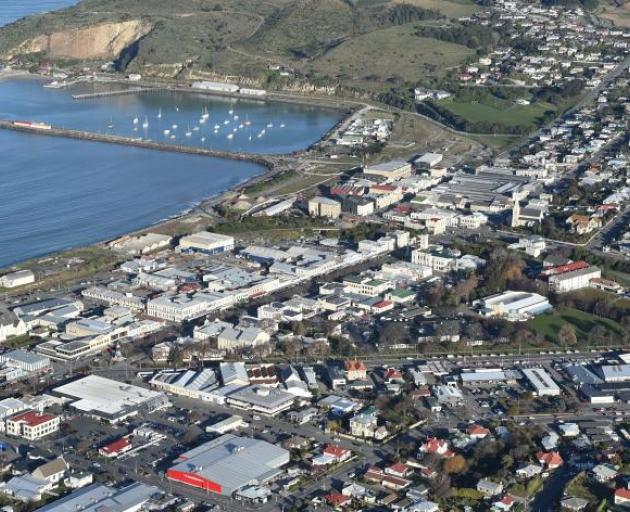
[166,434,289,496]
[598,365,630,383]
[53,375,169,423]
[308,197,342,219]
[35,482,162,512]
[0,270,35,288]
[363,160,412,180]
[178,231,235,255]
[522,368,561,396]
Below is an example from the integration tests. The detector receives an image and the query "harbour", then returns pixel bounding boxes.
[0,78,342,269]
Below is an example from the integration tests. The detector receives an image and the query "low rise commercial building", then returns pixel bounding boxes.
[6,410,60,440]
[363,160,412,180]
[167,434,290,496]
[548,266,601,293]
[53,375,169,423]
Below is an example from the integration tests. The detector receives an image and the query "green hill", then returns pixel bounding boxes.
[0,0,478,95]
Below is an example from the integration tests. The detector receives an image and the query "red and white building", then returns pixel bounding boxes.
[537,451,564,470]
[6,410,59,440]
[419,437,454,458]
[99,437,133,458]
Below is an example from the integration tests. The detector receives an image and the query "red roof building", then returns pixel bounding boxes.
[6,410,60,440]
[467,424,491,439]
[325,493,352,508]
[99,437,132,458]
[615,488,630,505]
[344,360,367,381]
[537,451,564,469]
[323,444,351,462]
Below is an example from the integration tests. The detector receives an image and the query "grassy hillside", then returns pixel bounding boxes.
[0,0,476,95]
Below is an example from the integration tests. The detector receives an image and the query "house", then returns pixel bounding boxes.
[477,479,504,496]
[350,408,382,439]
[364,466,411,490]
[566,214,602,235]
[419,438,454,458]
[385,463,410,478]
[466,424,490,439]
[31,458,68,484]
[316,444,351,465]
[493,495,515,511]
[615,488,630,506]
[591,463,618,483]
[537,451,564,469]
[325,492,352,509]
[561,497,589,511]
[345,360,367,381]
[383,367,404,383]
[516,464,543,479]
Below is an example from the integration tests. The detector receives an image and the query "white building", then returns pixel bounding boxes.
[178,231,235,255]
[522,368,561,396]
[0,270,35,288]
[475,291,552,321]
[548,266,601,293]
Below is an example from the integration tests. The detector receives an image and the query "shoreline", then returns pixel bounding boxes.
[0,74,354,273]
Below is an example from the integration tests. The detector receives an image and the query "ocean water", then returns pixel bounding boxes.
[0,0,79,27]
[0,131,264,268]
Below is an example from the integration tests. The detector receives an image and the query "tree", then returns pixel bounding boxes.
[443,454,467,474]
[557,324,577,346]
[455,274,479,304]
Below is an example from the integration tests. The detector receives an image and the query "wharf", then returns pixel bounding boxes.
[0,119,281,169]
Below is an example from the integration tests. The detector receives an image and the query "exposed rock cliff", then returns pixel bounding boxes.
[5,20,151,60]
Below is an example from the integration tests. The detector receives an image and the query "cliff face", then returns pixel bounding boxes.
[6,20,151,60]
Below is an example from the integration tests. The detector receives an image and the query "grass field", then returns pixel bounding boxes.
[436,97,556,129]
[527,307,620,344]
[392,0,479,18]
[310,25,474,87]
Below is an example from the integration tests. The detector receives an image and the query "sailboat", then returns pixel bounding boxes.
[280,123,286,128]
[163,129,170,135]
[157,108,162,119]
[201,136,206,142]
[142,116,149,129]
[226,133,234,140]
[172,123,178,129]
[244,116,251,127]
[107,117,113,129]
[185,124,192,137]
[228,109,234,115]
[132,116,139,125]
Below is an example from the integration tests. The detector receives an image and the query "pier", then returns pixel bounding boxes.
[0,119,283,169]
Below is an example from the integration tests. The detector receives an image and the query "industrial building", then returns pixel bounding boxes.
[0,270,35,288]
[166,434,290,496]
[598,365,630,383]
[363,160,412,180]
[110,233,172,255]
[308,196,342,219]
[35,482,162,512]
[521,368,561,396]
[52,375,170,423]
[178,231,235,255]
